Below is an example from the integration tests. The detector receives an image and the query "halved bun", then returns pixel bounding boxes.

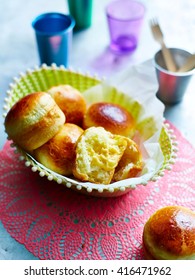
[73,126,128,184]
[4,92,65,151]
[112,137,143,181]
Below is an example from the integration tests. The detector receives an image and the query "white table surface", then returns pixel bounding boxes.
[0,0,195,259]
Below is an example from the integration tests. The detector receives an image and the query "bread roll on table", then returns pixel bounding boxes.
[4,92,65,152]
[143,205,195,260]
[83,102,135,137]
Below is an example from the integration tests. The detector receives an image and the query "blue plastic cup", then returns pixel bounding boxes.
[32,12,75,67]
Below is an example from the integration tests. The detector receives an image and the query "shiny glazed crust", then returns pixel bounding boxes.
[4,92,65,152]
[47,85,87,126]
[83,102,135,137]
[34,123,83,176]
[143,206,195,260]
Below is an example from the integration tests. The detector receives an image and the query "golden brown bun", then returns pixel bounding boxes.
[34,123,84,176]
[143,206,195,260]
[47,85,87,126]
[73,126,128,184]
[112,138,143,181]
[4,92,65,152]
[83,102,135,137]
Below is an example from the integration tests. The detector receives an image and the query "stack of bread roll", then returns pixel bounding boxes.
[4,84,143,184]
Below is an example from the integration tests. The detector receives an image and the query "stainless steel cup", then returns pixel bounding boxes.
[154,48,194,104]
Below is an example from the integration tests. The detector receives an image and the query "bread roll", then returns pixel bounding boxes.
[83,102,135,137]
[47,84,87,126]
[4,92,65,151]
[73,126,128,184]
[34,123,84,176]
[143,206,195,260]
[112,138,143,181]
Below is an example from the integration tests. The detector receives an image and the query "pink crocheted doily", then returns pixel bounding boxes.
[0,122,195,260]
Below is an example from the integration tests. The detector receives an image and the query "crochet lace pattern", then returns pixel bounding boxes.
[0,122,195,260]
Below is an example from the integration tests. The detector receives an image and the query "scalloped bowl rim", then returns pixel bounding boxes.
[3,64,178,197]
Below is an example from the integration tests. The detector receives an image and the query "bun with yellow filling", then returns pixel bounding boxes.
[73,126,128,184]
[113,137,143,181]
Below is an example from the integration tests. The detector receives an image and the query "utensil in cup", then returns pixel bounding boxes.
[150,18,178,72]
[106,0,145,54]
[177,54,195,72]
[154,48,194,104]
[32,12,75,67]
[67,0,93,30]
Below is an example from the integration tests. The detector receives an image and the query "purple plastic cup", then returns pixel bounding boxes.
[106,0,145,54]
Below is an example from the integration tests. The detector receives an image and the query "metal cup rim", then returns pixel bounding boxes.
[154,48,195,76]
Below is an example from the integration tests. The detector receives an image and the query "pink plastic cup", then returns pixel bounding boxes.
[106,0,145,54]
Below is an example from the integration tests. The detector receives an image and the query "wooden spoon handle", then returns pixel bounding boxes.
[177,54,195,72]
[161,43,178,72]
